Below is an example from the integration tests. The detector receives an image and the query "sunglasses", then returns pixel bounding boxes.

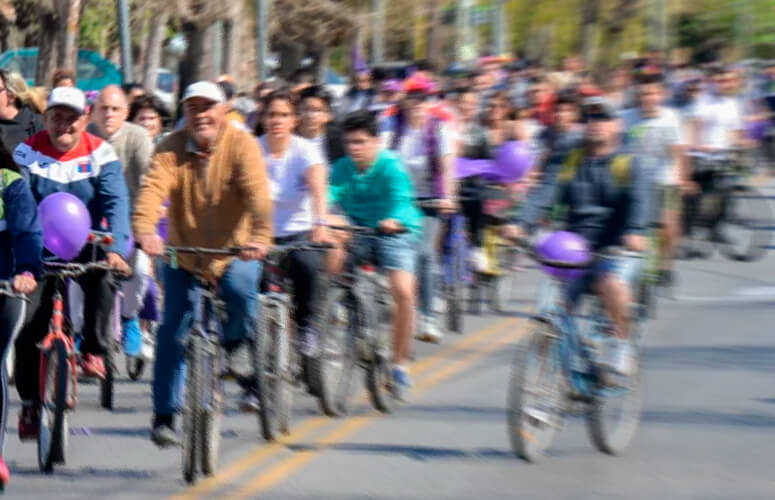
[586,113,612,122]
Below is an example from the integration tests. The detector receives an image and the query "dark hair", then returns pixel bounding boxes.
[298,85,332,108]
[254,88,297,136]
[51,68,76,88]
[636,72,664,86]
[342,110,378,137]
[218,80,235,100]
[128,94,170,123]
[414,59,435,73]
[554,89,579,107]
[290,69,316,86]
[121,82,144,95]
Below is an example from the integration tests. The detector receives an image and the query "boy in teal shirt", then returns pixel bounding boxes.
[329,110,421,401]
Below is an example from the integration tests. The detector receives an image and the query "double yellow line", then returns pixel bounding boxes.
[169,316,529,500]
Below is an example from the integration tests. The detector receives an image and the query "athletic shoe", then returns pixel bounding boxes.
[140,328,155,362]
[18,403,39,441]
[416,315,443,343]
[471,247,488,273]
[122,317,143,357]
[298,327,320,358]
[0,455,9,490]
[80,354,106,379]
[390,365,412,402]
[600,338,635,383]
[238,389,261,413]
[151,415,180,447]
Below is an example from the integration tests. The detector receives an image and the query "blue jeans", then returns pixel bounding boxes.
[417,214,441,317]
[152,259,261,416]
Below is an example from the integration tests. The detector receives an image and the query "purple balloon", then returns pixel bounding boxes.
[455,158,495,179]
[495,141,533,182]
[39,192,92,261]
[535,231,591,280]
[747,120,768,142]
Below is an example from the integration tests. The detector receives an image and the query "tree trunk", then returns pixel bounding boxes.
[316,46,329,84]
[180,21,215,91]
[143,7,169,92]
[36,13,57,86]
[223,12,240,81]
[277,41,303,79]
[57,0,80,70]
[425,0,442,69]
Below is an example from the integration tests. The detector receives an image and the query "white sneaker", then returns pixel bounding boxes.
[601,338,634,377]
[471,247,487,273]
[140,329,155,362]
[416,315,443,343]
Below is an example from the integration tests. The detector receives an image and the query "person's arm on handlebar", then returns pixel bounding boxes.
[235,134,273,261]
[623,156,648,253]
[4,172,42,293]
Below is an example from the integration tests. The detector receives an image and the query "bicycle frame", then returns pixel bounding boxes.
[38,282,79,409]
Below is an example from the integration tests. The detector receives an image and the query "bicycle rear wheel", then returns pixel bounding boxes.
[586,341,644,456]
[310,286,357,417]
[200,338,223,476]
[181,333,202,484]
[38,338,69,473]
[507,322,564,463]
[365,301,394,413]
[100,349,115,411]
[716,186,773,262]
[256,301,292,441]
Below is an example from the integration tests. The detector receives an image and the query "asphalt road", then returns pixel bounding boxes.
[6,190,775,499]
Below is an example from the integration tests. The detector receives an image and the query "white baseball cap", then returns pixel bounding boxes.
[46,86,86,115]
[181,81,226,104]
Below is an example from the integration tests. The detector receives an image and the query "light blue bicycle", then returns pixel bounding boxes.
[506,235,647,463]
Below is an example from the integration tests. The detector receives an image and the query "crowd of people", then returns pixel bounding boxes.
[0,51,773,488]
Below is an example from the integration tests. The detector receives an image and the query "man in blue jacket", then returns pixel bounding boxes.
[12,87,130,439]
[504,97,648,381]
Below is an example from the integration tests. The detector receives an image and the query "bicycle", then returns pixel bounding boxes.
[36,259,113,473]
[0,279,28,415]
[683,148,773,262]
[254,242,335,441]
[506,238,646,463]
[323,225,401,414]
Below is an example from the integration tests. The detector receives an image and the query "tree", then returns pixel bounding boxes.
[142,5,171,91]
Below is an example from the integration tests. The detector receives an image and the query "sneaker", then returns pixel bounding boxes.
[524,404,553,426]
[471,247,487,273]
[600,338,635,379]
[80,354,106,379]
[238,389,261,413]
[122,317,143,357]
[298,327,319,358]
[151,416,180,448]
[0,455,9,489]
[416,315,443,344]
[18,403,39,441]
[140,328,155,362]
[390,365,412,402]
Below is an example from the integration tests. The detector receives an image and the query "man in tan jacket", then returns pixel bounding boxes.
[133,81,272,446]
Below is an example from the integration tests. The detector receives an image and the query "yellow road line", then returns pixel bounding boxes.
[223,326,527,500]
[168,316,521,500]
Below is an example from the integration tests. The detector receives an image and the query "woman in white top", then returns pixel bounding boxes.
[257,89,330,358]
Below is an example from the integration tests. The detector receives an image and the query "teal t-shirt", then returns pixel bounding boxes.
[330,149,422,234]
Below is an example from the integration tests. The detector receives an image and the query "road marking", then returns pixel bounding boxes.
[223,326,528,500]
[168,316,521,500]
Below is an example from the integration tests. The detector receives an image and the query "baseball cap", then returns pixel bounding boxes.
[181,81,226,104]
[46,86,86,114]
[582,96,617,121]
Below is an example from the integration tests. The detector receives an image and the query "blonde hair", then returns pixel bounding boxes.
[27,86,48,114]
[1,71,36,110]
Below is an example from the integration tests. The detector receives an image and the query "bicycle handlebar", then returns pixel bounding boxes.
[42,260,114,279]
[266,242,334,259]
[0,280,31,301]
[507,237,643,270]
[327,224,408,235]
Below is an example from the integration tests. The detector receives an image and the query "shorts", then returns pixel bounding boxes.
[649,184,682,225]
[351,232,418,275]
[565,254,642,307]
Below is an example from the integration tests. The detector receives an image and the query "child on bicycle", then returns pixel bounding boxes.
[0,154,42,489]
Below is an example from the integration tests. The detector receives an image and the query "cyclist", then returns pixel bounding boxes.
[328,110,422,400]
[257,89,331,361]
[504,96,648,380]
[381,75,455,343]
[297,85,346,168]
[620,70,687,287]
[12,87,131,438]
[133,81,273,446]
[536,89,584,169]
[0,70,43,154]
[690,65,745,152]
[89,85,156,357]
[0,153,42,488]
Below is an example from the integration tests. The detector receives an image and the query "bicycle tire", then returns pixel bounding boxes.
[256,301,292,441]
[585,342,644,456]
[309,286,357,417]
[181,333,202,484]
[507,322,564,463]
[125,356,145,381]
[446,227,466,334]
[38,338,69,473]
[100,349,114,411]
[364,299,394,413]
[200,339,223,477]
[7,344,14,386]
[469,279,482,316]
[445,283,462,334]
[488,275,502,314]
[716,186,773,262]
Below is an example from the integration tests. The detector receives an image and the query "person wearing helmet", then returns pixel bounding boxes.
[380,75,456,344]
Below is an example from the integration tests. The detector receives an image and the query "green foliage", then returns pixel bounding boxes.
[78,0,117,54]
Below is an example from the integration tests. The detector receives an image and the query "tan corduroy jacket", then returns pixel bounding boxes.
[133,123,273,279]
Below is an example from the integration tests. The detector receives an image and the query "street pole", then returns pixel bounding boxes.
[372,0,384,64]
[256,0,269,81]
[493,0,506,56]
[116,0,133,82]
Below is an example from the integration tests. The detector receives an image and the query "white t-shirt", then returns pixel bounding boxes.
[620,106,684,185]
[394,122,454,198]
[691,94,743,150]
[258,135,324,237]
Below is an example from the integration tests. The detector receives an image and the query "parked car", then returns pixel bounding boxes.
[0,48,122,90]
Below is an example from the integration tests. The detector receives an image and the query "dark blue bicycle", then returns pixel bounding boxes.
[506,236,646,463]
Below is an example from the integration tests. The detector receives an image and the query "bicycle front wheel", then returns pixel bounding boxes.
[200,338,223,477]
[38,338,69,473]
[256,301,292,441]
[181,333,202,484]
[507,322,564,463]
[716,186,773,262]
[365,300,394,413]
[586,343,644,456]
